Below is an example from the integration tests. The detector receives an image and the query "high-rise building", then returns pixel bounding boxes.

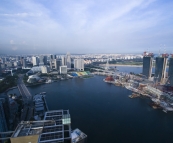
[66,52,71,69]
[142,52,153,79]
[39,55,47,66]
[41,66,50,74]
[16,56,20,61]
[168,55,173,86]
[32,56,39,66]
[21,57,27,68]
[60,66,67,74]
[74,59,84,71]
[50,54,56,60]
[155,54,168,83]
[0,63,2,75]
[61,56,67,66]
[0,98,8,135]
[50,59,61,70]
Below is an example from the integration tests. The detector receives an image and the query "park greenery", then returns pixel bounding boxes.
[0,75,18,93]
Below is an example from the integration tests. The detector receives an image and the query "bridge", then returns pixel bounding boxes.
[17,75,33,121]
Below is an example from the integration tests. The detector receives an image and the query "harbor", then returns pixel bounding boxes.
[103,73,173,113]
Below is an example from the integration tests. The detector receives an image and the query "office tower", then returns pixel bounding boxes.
[20,57,24,65]
[142,52,153,79]
[41,66,50,74]
[50,54,56,60]
[0,63,1,75]
[60,66,67,74]
[11,110,72,143]
[21,58,27,68]
[50,59,61,70]
[168,55,173,86]
[0,99,8,134]
[74,59,84,71]
[155,54,168,83]
[32,56,39,66]
[66,52,71,69]
[16,56,20,61]
[39,55,47,66]
[61,56,67,66]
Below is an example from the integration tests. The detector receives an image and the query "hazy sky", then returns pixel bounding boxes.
[0,0,173,54]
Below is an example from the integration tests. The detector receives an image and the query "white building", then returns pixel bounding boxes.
[60,66,67,74]
[66,52,71,69]
[41,66,50,74]
[61,56,67,66]
[27,75,41,83]
[74,59,84,71]
[32,56,39,66]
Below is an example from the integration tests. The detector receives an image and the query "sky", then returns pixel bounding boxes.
[0,0,173,54]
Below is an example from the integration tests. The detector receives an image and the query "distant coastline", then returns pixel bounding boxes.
[100,64,143,67]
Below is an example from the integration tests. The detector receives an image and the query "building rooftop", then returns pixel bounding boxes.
[11,110,72,143]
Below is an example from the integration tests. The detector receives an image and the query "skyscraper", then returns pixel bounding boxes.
[66,52,71,69]
[168,55,173,86]
[21,57,27,68]
[74,59,84,71]
[0,98,8,134]
[39,55,47,66]
[50,54,56,60]
[142,52,153,79]
[61,56,67,66]
[32,56,39,66]
[155,54,168,83]
[50,59,61,70]
[0,63,2,75]
[16,56,20,61]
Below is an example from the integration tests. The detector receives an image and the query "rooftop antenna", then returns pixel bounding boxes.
[164,44,166,54]
[159,44,162,56]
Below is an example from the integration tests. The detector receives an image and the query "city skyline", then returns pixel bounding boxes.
[0,0,173,54]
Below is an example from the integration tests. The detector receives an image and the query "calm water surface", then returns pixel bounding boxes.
[6,67,173,143]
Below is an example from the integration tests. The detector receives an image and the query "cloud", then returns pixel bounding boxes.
[10,40,14,44]
[12,46,18,51]
[0,13,42,17]
[0,0,173,54]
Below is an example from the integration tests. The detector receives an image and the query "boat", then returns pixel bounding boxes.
[163,109,167,113]
[40,92,46,95]
[45,79,53,83]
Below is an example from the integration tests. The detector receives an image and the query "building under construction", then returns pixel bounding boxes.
[142,52,154,79]
[154,54,168,84]
[168,55,173,86]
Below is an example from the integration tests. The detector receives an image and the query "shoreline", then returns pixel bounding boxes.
[100,64,142,67]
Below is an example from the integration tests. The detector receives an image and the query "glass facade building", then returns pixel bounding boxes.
[155,57,167,83]
[142,57,153,79]
[168,58,173,86]
[0,99,8,139]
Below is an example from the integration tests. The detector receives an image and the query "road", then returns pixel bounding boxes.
[17,75,33,121]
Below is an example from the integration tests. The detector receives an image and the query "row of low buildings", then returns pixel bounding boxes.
[142,52,173,86]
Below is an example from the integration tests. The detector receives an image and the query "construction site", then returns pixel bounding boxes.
[103,52,173,113]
